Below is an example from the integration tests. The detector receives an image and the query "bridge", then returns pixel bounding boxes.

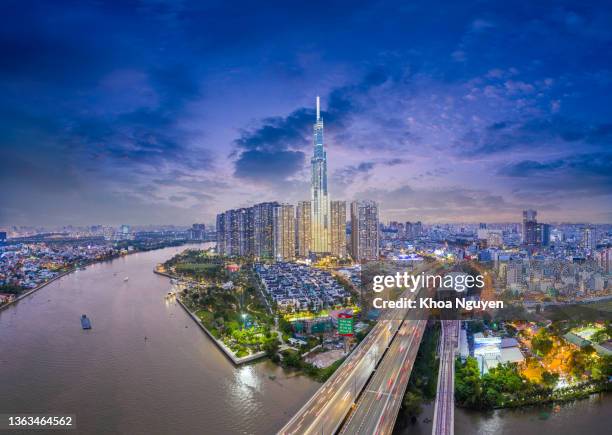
[338,318,427,435]
[432,320,459,435]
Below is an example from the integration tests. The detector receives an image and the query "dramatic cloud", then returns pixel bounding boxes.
[1,0,611,225]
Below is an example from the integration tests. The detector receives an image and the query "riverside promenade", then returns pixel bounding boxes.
[154,269,267,365]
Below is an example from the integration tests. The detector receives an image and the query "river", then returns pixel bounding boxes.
[0,244,318,435]
[454,393,612,435]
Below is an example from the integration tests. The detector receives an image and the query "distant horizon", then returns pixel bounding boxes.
[2,217,610,233]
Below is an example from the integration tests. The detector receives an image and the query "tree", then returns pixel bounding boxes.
[0,284,22,294]
[263,338,280,357]
[455,357,483,408]
[532,329,553,356]
[541,371,559,387]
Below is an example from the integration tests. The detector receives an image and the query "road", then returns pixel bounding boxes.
[432,320,459,435]
[339,317,427,435]
[279,263,437,435]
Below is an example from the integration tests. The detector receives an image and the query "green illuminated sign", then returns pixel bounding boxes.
[338,315,353,336]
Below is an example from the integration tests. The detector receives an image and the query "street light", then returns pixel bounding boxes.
[242,313,247,330]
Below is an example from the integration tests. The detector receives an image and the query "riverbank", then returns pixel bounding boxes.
[455,392,612,435]
[0,268,75,312]
[490,382,611,409]
[154,269,267,365]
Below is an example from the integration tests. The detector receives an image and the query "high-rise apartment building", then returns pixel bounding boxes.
[217,203,273,258]
[404,221,422,239]
[273,204,295,261]
[350,200,379,261]
[296,201,312,257]
[536,223,550,246]
[330,200,347,258]
[237,207,254,256]
[582,227,597,251]
[598,248,611,274]
[216,213,225,254]
[223,209,242,256]
[253,202,278,259]
[310,97,330,253]
[506,262,523,288]
[522,210,538,245]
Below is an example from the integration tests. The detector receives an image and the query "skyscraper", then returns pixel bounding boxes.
[253,202,278,258]
[310,96,330,254]
[522,209,538,245]
[330,200,347,258]
[237,207,254,256]
[273,204,295,261]
[296,201,312,257]
[582,227,597,251]
[536,223,550,246]
[350,200,379,262]
[216,213,225,254]
[189,223,206,241]
[223,209,242,256]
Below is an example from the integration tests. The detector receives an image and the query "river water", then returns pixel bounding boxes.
[0,244,318,435]
[1,244,610,434]
[454,393,612,435]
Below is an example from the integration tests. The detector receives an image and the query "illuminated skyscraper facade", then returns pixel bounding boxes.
[310,96,330,253]
[273,204,295,261]
[253,202,278,259]
[330,200,347,258]
[296,201,312,257]
[522,209,538,245]
[350,200,379,261]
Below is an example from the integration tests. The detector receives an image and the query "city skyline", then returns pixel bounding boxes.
[1,1,611,226]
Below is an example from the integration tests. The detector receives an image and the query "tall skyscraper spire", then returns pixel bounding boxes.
[311,96,330,253]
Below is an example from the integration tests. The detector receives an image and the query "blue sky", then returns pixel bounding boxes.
[1,0,611,226]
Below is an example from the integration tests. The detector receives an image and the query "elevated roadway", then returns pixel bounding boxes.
[432,320,459,435]
[338,317,427,435]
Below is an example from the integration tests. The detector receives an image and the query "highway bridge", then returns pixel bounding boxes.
[339,318,427,435]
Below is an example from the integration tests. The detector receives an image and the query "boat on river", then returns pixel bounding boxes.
[81,314,92,330]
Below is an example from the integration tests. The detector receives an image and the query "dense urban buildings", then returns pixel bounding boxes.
[255,262,350,312]
[405,221,422,239]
